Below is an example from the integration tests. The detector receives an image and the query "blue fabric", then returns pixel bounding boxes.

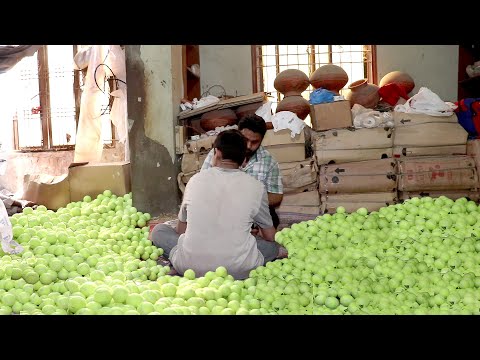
[309,88,335,105]
[455,98,480,139]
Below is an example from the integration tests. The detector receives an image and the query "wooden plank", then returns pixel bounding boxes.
[178,92,266,120]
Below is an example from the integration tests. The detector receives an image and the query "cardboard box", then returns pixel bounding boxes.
[69,162,131,202]
[318,159,397,194]
[313,127,393,151]
[310,100,353,131]
[393,111,458,127]
[393,145,467,158]
[262,129,305,147]
[265,144,306,163]
[393,122,468,147]
[22,173,70,210]
[396,156,478,191]
[467,140,480,171]
[320,191,397,214]
[399,190,480,202]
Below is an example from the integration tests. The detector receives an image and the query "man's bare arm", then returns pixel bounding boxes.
[176,220,187,235]
[268,192,283,207]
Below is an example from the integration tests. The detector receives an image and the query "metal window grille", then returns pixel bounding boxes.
[252,45,377,126]
[11,45,117,151]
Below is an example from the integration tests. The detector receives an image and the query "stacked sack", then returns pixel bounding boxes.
[177,136,216,193]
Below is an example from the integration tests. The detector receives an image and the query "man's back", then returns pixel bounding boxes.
[170,167,266,279]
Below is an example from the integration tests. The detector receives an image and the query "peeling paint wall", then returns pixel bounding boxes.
[200,45,253,97]
[377,45,459,102]
[141,45,176,163]
[126,45,182,216]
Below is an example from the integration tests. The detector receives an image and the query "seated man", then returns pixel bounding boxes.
[151,129,287,279]
[201,114,283,229]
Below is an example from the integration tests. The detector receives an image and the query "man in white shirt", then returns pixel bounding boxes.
[201,114,283,229]
[151,129,287,279]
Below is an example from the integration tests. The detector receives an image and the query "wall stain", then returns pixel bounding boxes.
[125,46,180,216]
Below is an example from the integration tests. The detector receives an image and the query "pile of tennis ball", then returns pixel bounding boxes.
[2,192,479,315]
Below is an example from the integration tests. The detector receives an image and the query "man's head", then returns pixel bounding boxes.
[238,114,267,159]
[212,129,247,167]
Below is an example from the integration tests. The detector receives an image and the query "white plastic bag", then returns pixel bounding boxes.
[352,104,394,129]
[255,101,273,123]
[271,111,306,138]
[0,201,23,255]
[394,87,456,116]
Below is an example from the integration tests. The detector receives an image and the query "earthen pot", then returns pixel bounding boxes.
[235,102,264,120]
[275,95,310,120]
[309,64,349,93]
[274,69,310,97]
[345,79,380,109]
[379,71,415,94]
[200,109,237,131]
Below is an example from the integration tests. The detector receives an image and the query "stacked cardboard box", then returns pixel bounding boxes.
[276,158,319,227]
[393,112,468,157]
[318,158,397,214]
[313,127,393,166]
[263,129,319,227]
[397,155,479,201]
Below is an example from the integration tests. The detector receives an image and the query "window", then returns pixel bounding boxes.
[9,45,116,151]
[252,45,377,125]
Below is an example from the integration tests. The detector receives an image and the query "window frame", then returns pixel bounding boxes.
[251,45,378,94]
[12,45,117,152]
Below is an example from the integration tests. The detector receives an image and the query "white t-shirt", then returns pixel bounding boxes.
[170,167,273,279]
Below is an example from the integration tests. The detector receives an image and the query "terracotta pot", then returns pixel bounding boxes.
[275,95,310,120]
[235,102,264,119]
[379,71,415,94]
[309,64,348,93]
[345,79,380,109]
[200,109,237,131]
[274,69,310,97]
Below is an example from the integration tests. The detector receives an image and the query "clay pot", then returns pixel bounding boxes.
[379,71,415,94]
[344,79,380,109]
[275,95,310,120]
[309,64,349,93]
[274,69,310,97]
[200,109,237,131]
[235,102,264,120]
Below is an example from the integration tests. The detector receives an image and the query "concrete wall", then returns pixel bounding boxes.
[199,45,459,101]
[0,143,125,195]
[376,45,459,102]
[126,45,183,216]
[200,45,253,97]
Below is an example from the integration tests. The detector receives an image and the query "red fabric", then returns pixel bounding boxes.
[378,83,410,106]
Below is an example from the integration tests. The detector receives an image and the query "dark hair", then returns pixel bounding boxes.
[238,114,267,138]
[213,129,247,166]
